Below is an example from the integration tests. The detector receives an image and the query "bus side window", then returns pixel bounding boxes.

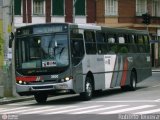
[124,34,130,43]
[144,35,150,53]
[108,37,115,43]
[144,35,149,44]
[107,33,118,53]
[84,31,97,54]
[71,33,85,66]
[118,36,125,44]
[131,35,136,43]
[137,35,145,53]
[131,34,140,53]
[117,35,128,53]
[96,32,107,54]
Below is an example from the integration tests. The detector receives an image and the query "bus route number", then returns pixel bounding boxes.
[105,58,111,65]
[51,75,58,79]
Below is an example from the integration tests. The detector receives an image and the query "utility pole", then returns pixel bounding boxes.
[73,0,77,23]
[2,0,13,97]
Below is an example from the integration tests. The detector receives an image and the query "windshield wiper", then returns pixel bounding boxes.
[59,47,65,59]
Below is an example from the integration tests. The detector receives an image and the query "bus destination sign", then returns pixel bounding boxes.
[17,24,68,36]
[33,25,68,34]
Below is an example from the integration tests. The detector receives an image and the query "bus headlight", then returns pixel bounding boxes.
[59,76,73,83]
[65,76,73,81]
[17,80,28,85]
[23,82,27,85]
[65,77,70,81]
[19,80,23,84]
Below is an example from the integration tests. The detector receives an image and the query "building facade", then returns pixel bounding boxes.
[14,0,96,27]
[13,0,160,67]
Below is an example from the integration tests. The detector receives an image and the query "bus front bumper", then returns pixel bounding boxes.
[16,80,73,95]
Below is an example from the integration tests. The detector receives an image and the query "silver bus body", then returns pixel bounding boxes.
[14,23,151,102]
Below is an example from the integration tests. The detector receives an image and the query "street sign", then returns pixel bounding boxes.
[149,40,159,43]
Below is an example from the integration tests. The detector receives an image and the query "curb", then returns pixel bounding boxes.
[152,70,160,72]
[0,96,34,105]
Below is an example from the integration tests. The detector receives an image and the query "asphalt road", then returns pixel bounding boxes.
[0,72,160,120]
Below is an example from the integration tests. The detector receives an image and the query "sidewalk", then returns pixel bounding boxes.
[0,67,160,105]
[152,67,160,72]
[0,85,33,105]
[0,95,34,105]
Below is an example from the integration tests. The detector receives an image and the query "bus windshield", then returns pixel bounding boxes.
[15,33,69,70]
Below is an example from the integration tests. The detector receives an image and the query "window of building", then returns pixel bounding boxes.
[14,0,21,15]
[152,0,160,17]
[105,0,118,16]
[52,0,64,15]
[75,0,86,15]
[33,0,45,15]
[136,0,147,16]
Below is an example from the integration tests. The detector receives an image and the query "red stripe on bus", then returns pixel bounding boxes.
[16,76,38,82]
[110,56,117,88]
[120,58,128,86]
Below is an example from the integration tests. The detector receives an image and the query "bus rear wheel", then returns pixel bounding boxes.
[80,77,93,100]
[128,71,137,91]
[34,93,48,104]
[121,71,137,91]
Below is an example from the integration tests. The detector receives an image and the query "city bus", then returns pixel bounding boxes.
[13,23,152,103]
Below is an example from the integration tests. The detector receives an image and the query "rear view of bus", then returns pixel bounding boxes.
[15,23,73,103]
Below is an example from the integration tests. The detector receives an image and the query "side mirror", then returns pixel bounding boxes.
[9,32,14,48]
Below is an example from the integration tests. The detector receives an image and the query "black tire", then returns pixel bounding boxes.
[80,77,93,100]
[34,93,48,104]
[121,71,137,91]
[121,86,128,91]
[128,71,137,91]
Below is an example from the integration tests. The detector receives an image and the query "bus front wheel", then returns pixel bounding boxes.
[34,93,48,104]
[80,77,93,100]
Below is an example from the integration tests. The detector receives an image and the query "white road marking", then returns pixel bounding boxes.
[71,105,128,114]
[1,104,159,115]
[4,106,53,114]
[24,106,77,114]
[135,108,160,114]
[7,102,36,106]
[46,105,102,114]
[85,100,160,103]
[0,108,6,110]
[154,99,160,102]
[0,107,29,113]
[100,105,155,114]
[150,84,160,88]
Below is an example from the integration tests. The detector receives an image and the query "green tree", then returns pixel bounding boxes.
[0,35,3,55]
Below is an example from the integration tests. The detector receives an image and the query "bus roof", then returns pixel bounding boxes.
[69,23,148,34]
[16,23,148,35]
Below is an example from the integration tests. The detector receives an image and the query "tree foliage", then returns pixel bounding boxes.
[0,35,3,55]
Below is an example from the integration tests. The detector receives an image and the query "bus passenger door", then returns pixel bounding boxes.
[70,32,85,93]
